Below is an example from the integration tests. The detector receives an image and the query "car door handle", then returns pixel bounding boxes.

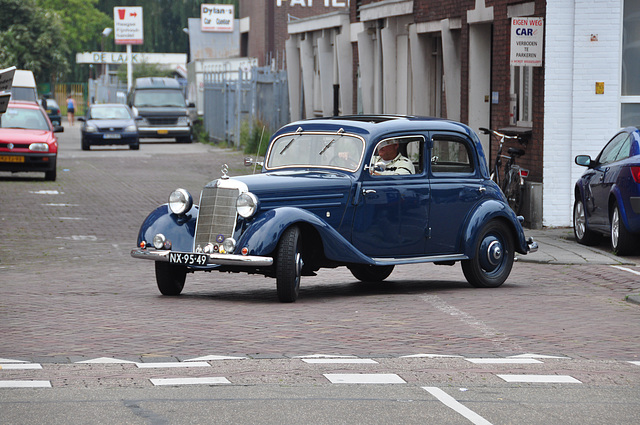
[363,189,376,196]
[479,187,486,193]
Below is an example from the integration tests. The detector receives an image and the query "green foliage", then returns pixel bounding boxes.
[192,117,209,144]
[241,119,270,157]
[0,0,70,82]
[115,61,172,82]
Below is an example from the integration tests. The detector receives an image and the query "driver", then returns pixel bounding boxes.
[372,140,415,175]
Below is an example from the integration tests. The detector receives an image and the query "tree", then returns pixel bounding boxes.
[0,0,69,82]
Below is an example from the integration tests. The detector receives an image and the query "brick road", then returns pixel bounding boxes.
[1,124,639,363]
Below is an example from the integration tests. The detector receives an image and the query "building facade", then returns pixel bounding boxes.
[239,0,639,228]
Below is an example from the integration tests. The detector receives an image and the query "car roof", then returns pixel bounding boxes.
[7,100,42,110]
[274,115,474,140]
[90,103,129,108]
[133,77,181,89]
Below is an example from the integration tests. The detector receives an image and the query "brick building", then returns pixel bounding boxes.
[238,0,639,227]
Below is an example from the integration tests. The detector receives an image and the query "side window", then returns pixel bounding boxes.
[370,136,424,176]
[614,134,632,162]
[431,138,474,174]
[598,133,628,165]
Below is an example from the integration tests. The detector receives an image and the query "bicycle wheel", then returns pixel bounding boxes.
[501,168,523,214]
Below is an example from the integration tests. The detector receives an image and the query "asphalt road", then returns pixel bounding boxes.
[1,121,639,424]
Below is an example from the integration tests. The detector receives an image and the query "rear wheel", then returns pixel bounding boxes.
[573,199,601,245]
[155,262,187,296]
[276,226,303,303]
[611,205,636,255]
[461,221,514,288]
[348,264,395,282]
[502,168,522,214]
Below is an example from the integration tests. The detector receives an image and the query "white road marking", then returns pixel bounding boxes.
[184,355,247,361]
[0,380,51,388]
[302,358,378,364]
[466,358,542,364]
[508,354,571,359]
[58,217,87,220]
[629,361,640,366]
[423,387,494,425]
[420,295,523,352]
[0,363,42,370]
[295,354,357,358]
[611,265,640,276]
[324,373,406,384]
[401,354,464,358]
[29,190,63,195]
[76,357,135,364]
[150,377,230,386]
[135,361,210,369]
[497,374,582,383]
[0,358,28,363]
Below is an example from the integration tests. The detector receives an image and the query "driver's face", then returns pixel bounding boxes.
[378,143,398,160]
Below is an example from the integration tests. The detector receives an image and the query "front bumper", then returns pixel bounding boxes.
[0,152,56,173]
[83,132,139,146]
[130,248,274,267]
[138,126,190,139]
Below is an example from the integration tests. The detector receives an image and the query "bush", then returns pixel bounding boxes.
[241,119,270,157]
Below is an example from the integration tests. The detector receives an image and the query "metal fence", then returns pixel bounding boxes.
[203,65,289,147]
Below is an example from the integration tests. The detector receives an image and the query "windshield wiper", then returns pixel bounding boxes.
[279,138,296,155]
[318,138,335,156]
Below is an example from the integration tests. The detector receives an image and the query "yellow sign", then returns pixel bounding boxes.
[595,82,604,95]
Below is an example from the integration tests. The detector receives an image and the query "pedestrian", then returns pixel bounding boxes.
[66,94,76,126]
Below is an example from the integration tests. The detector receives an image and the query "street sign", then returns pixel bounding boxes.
[114,6,143,45]
[510,17,543,67]
[201,4,234,32]
[0,66,16,92]
[0,93,11,114]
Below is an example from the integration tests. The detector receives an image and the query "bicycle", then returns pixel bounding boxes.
[479,127,529,215]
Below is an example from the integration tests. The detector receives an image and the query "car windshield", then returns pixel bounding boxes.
[133,89,185,107]
[0,107,49,130]
[266,132,365,172]
[89,106,132,120]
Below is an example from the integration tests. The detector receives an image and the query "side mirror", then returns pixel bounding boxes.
[188,102,195,108]
[78,117,86,122]
[244,157,263,167]
[53,125,64,133]
[575,155,592,167]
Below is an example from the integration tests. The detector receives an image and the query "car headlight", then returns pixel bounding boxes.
[168,188,193,215]
[84,124,98,133]
[29,143,49,152]
[177,116,190,126]
[236,192,258,218]
[222,237,236,254]
[125,124,137,132]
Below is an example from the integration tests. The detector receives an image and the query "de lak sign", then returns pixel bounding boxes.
[510,17,543,66]
[114,6,143,45]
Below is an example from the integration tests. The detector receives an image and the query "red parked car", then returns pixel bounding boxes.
[0,101,63,181]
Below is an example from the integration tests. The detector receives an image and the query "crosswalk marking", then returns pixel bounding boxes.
[135,362,210,369]
[324,373,406,384]
[497,374,582,383]
[302,359,378,364]
[466,358,542,364]
[0,363,42,370]
[423,387,494,425]
[150,377,231,386]
[0,380,51,388]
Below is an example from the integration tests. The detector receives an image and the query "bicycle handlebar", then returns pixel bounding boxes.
[479,127,521,140]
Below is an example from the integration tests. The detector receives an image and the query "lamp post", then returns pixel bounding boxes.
[101,27,112,82]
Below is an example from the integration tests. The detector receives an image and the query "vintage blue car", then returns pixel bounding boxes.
[131,115,537,302]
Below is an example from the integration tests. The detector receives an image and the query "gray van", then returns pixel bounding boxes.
[127,77,192,143]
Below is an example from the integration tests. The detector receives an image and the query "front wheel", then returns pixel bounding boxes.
[611,205,636,256]
[461,221,514,288]
[276,226,303,303]
[573,199,600,246]
[155,262,187,296]
[348,264,395,282]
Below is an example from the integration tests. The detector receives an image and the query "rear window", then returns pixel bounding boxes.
[10,87,37,102]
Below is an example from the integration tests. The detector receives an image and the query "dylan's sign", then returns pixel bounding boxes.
[276,0,349,6]
[201,4,234,32]
[510,17,543,66]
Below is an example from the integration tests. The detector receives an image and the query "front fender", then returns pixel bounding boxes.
[462,200,529,256]
[237,207,375,265]
[136,204,199,252]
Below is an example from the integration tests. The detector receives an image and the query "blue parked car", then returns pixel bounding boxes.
[131,115,537,302]
[78,103,140,150]
[574,126,640,255]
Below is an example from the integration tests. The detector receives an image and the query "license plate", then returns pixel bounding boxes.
[168,252,208,266]
[104,134,121,139]
[0,155,24,163]
[157,129,169,135]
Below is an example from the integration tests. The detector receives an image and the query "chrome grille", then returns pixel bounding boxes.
[194,185,239,250]
[148,117,178,126]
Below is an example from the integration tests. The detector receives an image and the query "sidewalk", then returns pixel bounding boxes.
[520,227,638,266]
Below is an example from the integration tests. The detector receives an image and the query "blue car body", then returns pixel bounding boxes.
[574,126,640,255]
[132,115,537,302]
[79,104,140,150]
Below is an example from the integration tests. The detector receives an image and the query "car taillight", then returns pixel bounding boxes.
[519,168,529,178]
[631,166,640,183]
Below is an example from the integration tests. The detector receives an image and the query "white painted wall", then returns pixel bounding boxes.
[543,0,623,227]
